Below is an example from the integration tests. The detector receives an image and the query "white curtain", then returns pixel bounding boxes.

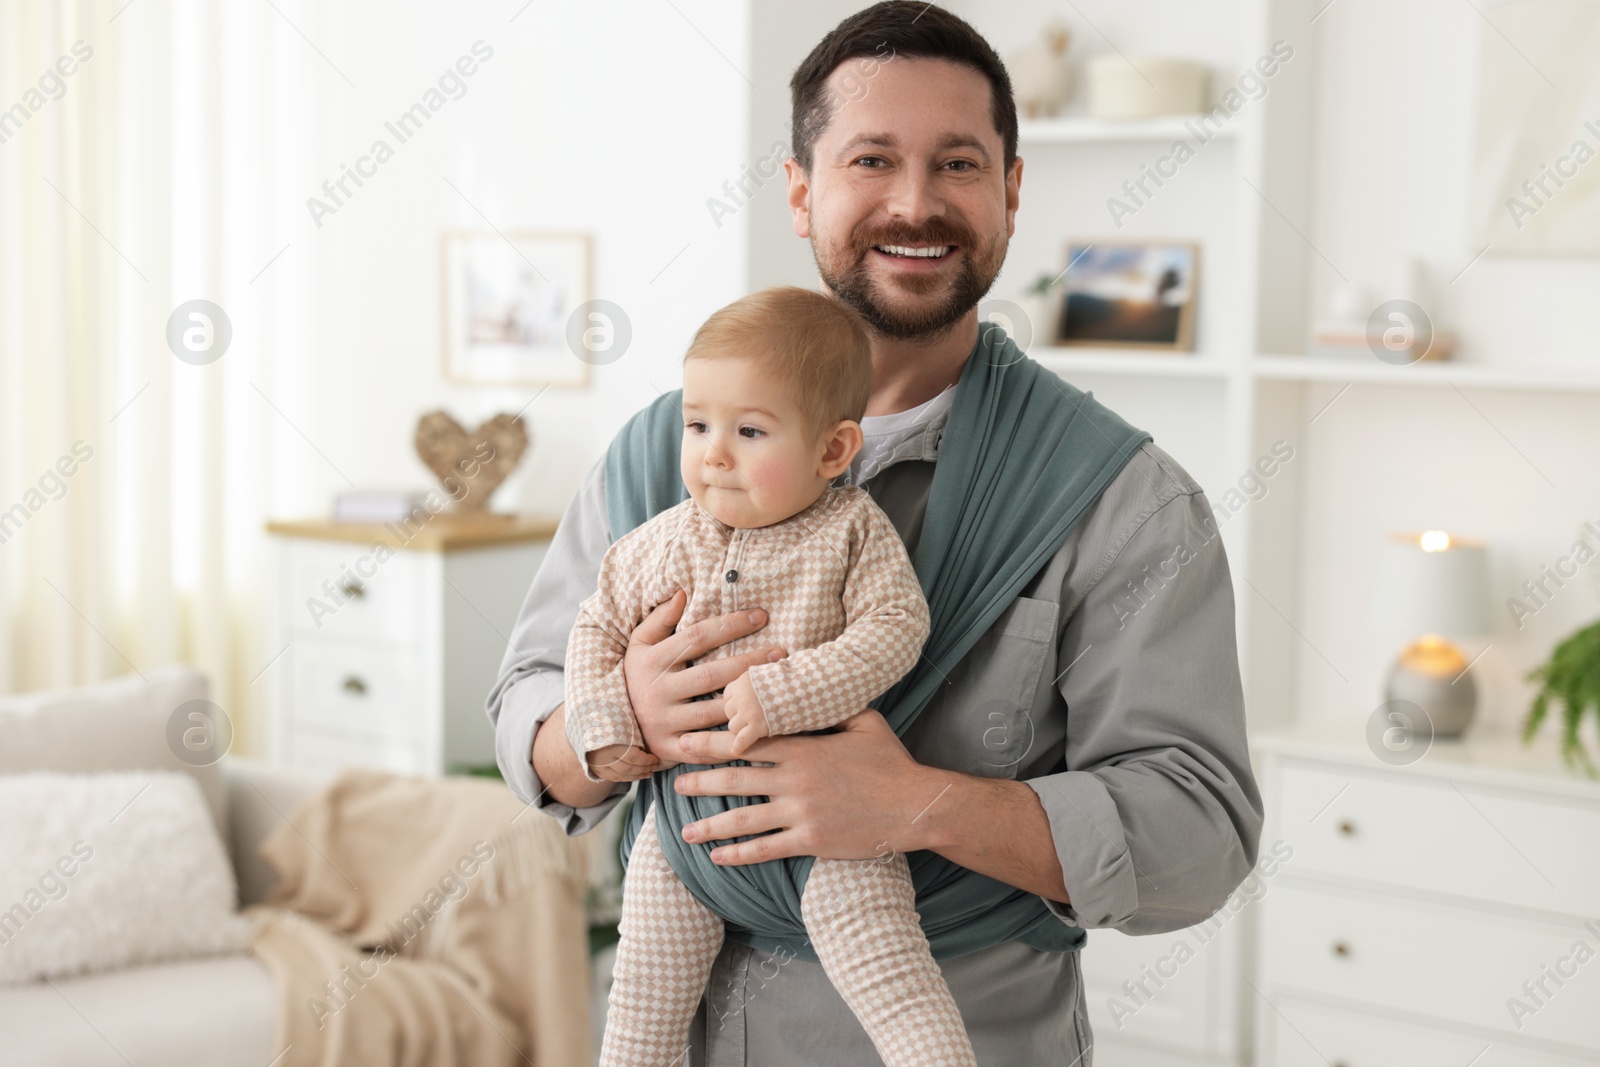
[0,0,309,753]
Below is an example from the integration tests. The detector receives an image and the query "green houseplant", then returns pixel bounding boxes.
[1521,617,1600,777]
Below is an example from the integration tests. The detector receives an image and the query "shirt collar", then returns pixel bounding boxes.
[836,403,950,488]
[839,328,979,486]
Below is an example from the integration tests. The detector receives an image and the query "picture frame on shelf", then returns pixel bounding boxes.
[1055,240,1199,352]
[440,229,591,387]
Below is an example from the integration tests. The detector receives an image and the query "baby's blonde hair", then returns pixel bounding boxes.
[684,286,873,444]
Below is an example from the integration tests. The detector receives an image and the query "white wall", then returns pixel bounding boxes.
[256,0,750,523]
[746,0,865,291]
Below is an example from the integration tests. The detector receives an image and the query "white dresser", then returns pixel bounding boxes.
[264,515,556,776]
[1251,721,1600,1066]
[1080,911,1249,1067]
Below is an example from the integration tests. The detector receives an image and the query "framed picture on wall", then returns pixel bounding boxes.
[440,230,591,387]
[1055,241,1199,352]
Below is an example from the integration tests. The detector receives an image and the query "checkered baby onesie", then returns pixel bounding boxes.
[564,484,978,1067]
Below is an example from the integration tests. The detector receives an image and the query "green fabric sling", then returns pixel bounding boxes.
[606,323,1151,962]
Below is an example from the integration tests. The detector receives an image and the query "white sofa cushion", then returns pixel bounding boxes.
[0,771,250,984]
[0,954,276,1067]
[0,666,226,835]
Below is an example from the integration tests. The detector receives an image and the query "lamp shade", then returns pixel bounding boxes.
[1372,531,1495,638]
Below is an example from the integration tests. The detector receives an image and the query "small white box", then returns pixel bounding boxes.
[1088,56,1209,120]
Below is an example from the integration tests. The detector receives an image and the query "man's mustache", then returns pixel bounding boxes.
[855,222,971,252]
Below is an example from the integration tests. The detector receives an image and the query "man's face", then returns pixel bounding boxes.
[787,56,1022,342]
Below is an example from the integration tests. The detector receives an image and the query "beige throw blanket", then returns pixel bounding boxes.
[245,769,594,1066]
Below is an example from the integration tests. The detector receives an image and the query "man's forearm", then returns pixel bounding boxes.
[533,702,617,809]
[905,765,1072,906]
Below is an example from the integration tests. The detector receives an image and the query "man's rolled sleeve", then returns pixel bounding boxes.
[485,456,631,835]
[1024,451,1264,935]
[493,666,567,807]
[1028,770,1139,928]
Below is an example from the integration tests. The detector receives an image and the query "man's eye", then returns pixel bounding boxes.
[853,156,886,169]
[945,159,976,171]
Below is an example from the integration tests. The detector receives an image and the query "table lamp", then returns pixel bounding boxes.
[1373,530,1495,737]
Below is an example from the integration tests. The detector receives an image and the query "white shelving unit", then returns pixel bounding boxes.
[1018,114,1241,144]
[1043,351,1600,392]
[1251,354,1600,392]
[1034,348,1234,379]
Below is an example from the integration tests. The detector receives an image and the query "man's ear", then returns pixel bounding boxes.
[785,157,812,238]
[816,419,864,479]
[1005,156,1023,237]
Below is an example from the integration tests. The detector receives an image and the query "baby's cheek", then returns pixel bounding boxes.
[746,454,805,497]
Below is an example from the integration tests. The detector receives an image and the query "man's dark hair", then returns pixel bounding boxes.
[789,2,1017,175]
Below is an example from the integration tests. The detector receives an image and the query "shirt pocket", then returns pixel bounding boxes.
[908,594,1058,780]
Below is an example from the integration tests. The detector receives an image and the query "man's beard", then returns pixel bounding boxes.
[814,216,1005,342]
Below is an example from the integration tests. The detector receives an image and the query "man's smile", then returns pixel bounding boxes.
[872,243,953,258]
[869,243,958,271]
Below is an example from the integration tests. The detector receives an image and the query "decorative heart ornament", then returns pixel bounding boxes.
[414,410,530,514]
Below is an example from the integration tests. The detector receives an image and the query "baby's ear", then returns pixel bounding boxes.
[818,419,864,478]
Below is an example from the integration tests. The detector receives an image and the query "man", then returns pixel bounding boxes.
[486,3,1263,1063]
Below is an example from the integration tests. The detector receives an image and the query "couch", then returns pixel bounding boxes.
[0,668,336,1066]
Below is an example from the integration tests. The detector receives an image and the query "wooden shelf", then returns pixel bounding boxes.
[1018,114,1240,145]
[1252,354,1600,393]
[267,514,560,551]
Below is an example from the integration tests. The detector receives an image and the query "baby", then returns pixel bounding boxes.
[564,286,977,1067]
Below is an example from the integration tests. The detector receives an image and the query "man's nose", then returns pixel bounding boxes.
[882,164,943,228]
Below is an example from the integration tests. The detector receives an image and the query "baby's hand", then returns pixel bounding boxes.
[723,672,771,757]
[586,742,660,782]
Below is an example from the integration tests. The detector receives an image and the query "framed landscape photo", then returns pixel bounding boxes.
[1055,241,1199,352]
[440,230,591,387]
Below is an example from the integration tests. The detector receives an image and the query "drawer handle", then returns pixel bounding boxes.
[1332,940,1351,958]
[342,675,368,696]
[339,578,366,599]
[1337,819,1356,837]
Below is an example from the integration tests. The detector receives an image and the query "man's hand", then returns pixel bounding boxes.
[530,591,787,810]
[671,707,1075,906]
[722,671,770,757]
[673,709,940,861]
[622,588,788,767]
[586,742,660,782]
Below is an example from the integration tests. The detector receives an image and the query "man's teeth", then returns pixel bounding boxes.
[875,244,951,258]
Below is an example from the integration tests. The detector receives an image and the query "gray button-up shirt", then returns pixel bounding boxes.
[486,400,1264,1066]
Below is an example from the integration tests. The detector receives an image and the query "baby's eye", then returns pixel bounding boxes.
[687,421,706,434]
[739,426,764,439]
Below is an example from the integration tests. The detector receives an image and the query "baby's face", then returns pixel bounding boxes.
[680,354,833,529]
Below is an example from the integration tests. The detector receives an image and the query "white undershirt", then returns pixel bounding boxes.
[847,385,956,486]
